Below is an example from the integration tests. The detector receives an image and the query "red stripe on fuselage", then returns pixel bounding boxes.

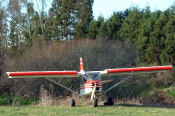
[80,80,101,89]
[80,86,102,89]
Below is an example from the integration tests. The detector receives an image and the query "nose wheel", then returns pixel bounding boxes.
[93,98,98,107]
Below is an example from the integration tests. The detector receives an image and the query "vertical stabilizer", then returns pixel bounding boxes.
[80,57,84,73]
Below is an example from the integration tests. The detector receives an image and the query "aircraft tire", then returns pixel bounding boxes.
[71,99,75,107]
[104,97,114,105]
[93,98,98,107]
[108,97,113,103]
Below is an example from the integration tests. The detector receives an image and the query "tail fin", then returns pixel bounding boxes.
[80,57,84,72]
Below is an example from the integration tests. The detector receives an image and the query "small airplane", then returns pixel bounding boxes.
[7,57,172,107]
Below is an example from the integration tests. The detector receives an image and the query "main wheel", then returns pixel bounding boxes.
[108,97,113,103]
[104,97,114,105]
[107,97,114,105]
[93,98,98,107]
[71,99,75,107]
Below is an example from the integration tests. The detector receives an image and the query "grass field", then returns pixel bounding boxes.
[0,104,175,116]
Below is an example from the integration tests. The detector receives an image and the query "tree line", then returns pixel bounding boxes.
[0,1,175,66]
[0,0,94,55]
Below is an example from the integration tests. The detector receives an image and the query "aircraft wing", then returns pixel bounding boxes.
[100,65,173,76]
[7,71,81,78]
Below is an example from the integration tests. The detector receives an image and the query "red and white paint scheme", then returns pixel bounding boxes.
[80,80,102,96]
[7,57,173,107]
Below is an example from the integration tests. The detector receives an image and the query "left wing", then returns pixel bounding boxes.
[7,71,81,78]
[100,65,173,76]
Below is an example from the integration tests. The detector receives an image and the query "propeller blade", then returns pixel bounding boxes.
[91,84,97,101]
[99,80,112,85]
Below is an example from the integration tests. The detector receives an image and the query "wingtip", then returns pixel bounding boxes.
[6,72,10,76]
[6,72,12,78]
[170,65,173,70]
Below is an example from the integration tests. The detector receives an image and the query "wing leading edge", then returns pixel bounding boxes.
[7,71,81,78]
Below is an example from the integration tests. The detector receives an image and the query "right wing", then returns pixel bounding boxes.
[7,71,81,78]
[100,65,173,76]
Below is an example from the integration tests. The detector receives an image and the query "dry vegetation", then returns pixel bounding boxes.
[0,39,136,101]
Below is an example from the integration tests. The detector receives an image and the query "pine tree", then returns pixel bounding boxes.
[87,20,98,39]
[96,16,106,38]
[105,12,122,40]
[0,4,8,50]
[75,0,94,38]
[50,0,94,40]
[136,6,151,62]
[160,9,175,65]
[22,2,35,45]
[8,0,27,53]
[120,7,142,42]
[50,0,74,40]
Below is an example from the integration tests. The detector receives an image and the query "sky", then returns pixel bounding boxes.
[31,0,175,19]
[93,0,175,19]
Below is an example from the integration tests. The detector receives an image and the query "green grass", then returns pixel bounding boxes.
[0,104,175,116]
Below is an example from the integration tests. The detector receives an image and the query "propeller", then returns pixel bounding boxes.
[90,80,112,100]
[99,80,112,85]
[90,80,112,101]
[91,84,97,101]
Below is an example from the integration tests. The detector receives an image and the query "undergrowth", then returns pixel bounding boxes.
[0,93,39,106]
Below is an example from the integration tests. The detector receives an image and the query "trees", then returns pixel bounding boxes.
[160,8,175,65]
[75,0,94,38]
[87,20,98,39]
[0,1,174,65]
[22,2,35,45]
[87,16,106,39]
[7,0,27,54]
[105,12,122,40]
[119,7,142,42]
[136,7,151,62]
[49,0,94,40]
[0,3,8,50]
[50,0,77,41]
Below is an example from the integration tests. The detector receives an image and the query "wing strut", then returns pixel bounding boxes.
[103,72,134,93]
[45,78,80,96]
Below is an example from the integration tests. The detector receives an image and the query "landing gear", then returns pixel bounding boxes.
[71,99,75,107]
[104,97,114,105]
[93,98,98,107]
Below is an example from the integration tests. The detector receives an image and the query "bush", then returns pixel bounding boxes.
[0,93,39,106]
[0,93,11,105]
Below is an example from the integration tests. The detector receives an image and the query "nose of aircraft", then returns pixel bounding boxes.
[85,80,99,85]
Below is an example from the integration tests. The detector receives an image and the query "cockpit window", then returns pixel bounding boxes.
[88,74,99,80]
